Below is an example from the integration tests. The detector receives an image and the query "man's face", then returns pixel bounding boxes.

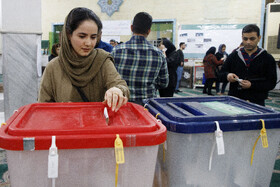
[110,41,117,46]
[242,32,261,52]
[181,44,186,50]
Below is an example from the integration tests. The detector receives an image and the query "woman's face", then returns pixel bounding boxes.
[56,47,60,55]
[222,46,226,53]
[69,20,98,57]
[158,43,165,50]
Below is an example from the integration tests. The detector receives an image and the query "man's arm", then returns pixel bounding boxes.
[250,54,277,91]
[156,55,169,89]
[220,54,233,82]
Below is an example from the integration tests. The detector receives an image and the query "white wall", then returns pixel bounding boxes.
[41,0,263,46]
[0,0,2,72]
[0,0,42,74]
[2,0,41,33]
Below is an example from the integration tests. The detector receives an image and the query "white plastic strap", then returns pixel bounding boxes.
[215,121,225,155]
[209,122,225,171]
[209,137,216,171]
[48,136,58,180]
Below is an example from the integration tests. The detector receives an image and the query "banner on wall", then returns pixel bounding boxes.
[102,20,131,36]
[178,24,248,59]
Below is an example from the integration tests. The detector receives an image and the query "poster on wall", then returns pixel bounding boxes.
[101,20,131,43]
[178,24,247,59]
[102,20,131,36]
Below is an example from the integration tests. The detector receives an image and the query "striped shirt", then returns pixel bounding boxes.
[112,35,169,102]
[241,47,261,67]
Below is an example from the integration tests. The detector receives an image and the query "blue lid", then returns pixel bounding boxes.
[145,96,280,133]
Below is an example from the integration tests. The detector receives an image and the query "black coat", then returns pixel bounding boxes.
[215,52,228,81]
[215,52,224,61]
[221,48,277,101]
[177,49,184,66]
[167,50,181,85]
[159,50,180,97]
[48,54,57,62]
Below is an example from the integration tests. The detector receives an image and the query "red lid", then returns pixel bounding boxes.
[0,102,166,150]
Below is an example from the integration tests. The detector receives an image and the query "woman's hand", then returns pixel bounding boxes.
[104,87,128,112]
[158,44,167,57]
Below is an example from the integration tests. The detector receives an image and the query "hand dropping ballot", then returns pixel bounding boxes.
[104,107,109,124]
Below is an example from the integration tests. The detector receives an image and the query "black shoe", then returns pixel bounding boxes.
[175,90,178,93]
[208,93,214,96]
[177,90,182,92]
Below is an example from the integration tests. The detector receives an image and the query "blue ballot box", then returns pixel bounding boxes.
[146,96,280,187]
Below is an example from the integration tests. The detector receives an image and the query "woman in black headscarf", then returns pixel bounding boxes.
[158,38,180,97]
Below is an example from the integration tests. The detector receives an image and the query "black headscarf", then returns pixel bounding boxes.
[205,47,216,57]
[162,38,176,57]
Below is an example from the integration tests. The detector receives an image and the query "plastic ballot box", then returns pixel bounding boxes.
[0,102,166,187]
[145,96,280,187]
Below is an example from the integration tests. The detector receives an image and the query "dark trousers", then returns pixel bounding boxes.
[216,80,228,93]
[159,88,175,97]
[203,78,216,95]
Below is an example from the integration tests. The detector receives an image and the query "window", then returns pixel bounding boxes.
[147,20,175,47]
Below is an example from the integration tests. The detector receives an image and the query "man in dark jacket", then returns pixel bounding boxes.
[221,24,277,106]
[175,42,186,93]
